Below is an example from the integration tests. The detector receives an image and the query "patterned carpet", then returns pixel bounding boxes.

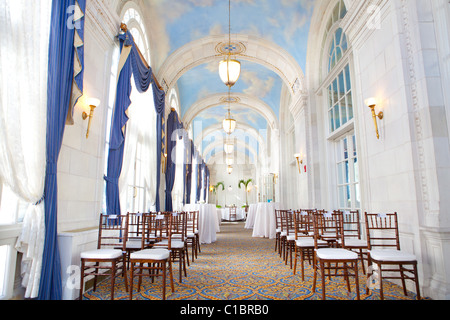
[82,221,423,301]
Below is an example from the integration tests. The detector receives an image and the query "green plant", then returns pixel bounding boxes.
[238,179,253,206]
[215,182,225,191]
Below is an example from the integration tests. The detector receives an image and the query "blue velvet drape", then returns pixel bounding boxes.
[105,31,153,216]
[164,110,181,212]
[152,82,165,211]
[39,0,86,300]
[185,140,194,204]
[196,161,204,203]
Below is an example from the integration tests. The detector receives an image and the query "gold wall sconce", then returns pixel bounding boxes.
[82,98,100,139]
[365,97,384,139]
[295,153,306,174]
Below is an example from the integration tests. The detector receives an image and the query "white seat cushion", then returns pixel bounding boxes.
[287,235,296,241]
[276,228,281,233]
[126,240,144,249]
[316,248,358,260]
[130,248,170,260]
[81,249,123,260]
[158,240,185,249]
[343,238,368,248]
[187,233,196,238]
[295,238,327,247]
[369,249,417,262]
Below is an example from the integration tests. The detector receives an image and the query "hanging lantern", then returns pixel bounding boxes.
[227,166,233,175]
[223,116,237,134]
[226,157,234,166]
[219,57,241,88]
[224,139,234,154]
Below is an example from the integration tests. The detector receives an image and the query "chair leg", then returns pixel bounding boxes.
[378,263,384,300]
[129,262,134,300]
[354,261,360,300]
[79,260,85,300]
[359,250,366,275]
[93,262,99,292]
[293,247,298,275]
[400,264,408,296]
[111,262,116,300]
[321,261,326,300]
[169,258,175,293]
[162,262,166,300]
[312,256,317,293]
[185,243,190,267]
[413,263,421,300]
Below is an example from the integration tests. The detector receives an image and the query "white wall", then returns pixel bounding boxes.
[296,0,450,300]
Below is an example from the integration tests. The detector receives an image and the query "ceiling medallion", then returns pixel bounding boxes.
[220,96,241,104]
[215,41,246,56]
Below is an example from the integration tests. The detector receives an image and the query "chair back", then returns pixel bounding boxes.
[171,211,187,242]
[312,211,343,249]
[97,214,128,251]
[186,211,198,234]
[126,212,145,242]
[293,210,313,240]
[275,209,282,230]
[364,212,400,251]
[340,210,362,240]
[142,212,172,250]
[279,210,293,236]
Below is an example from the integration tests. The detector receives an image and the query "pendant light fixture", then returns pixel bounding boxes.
[222,88,237,134]
[224,134,234,154]
[227,166,233,175]
[226,157,234,166]
[219,0,241,88]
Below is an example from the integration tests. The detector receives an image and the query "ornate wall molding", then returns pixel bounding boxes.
[400,0,430,216]
[86,0,121,48]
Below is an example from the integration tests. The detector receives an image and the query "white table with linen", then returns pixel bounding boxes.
[252,202,283,239]
[244,204,258,229]
[220,208,245,221]
[184,203,220,244]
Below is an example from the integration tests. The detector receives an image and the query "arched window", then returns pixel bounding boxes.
[103,5,156,214]
[321,1,360,210]
[122,7,150,64]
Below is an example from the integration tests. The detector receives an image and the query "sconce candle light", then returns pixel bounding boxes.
[365,97,384,139]
[294,153,303,174]
[82,98,100,139]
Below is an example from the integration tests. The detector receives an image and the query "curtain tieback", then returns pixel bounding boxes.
[104,175,119,185]
[34,194,45,206]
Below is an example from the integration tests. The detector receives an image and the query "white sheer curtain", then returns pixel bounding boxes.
[0,0,51,298]
[172,137,185,211]
[119,80,157,214]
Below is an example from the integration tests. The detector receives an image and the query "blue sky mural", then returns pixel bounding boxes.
[143,0,314,158]
[146,0,314,70]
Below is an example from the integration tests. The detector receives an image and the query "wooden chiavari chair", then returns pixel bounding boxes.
[129,212,175,300]
[337,210,368,274]
[186,211,199,262]
[311,211,361,300]
[364,212,421,300]
[274,209,283,254]
[168,211,189,283]
[293,210,327,280]
[79,214,128,300]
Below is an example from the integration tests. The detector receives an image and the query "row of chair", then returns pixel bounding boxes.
[79,210,201,300]
[274,209,421,300]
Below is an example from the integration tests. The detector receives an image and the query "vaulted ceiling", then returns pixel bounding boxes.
[137,0,315,165]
